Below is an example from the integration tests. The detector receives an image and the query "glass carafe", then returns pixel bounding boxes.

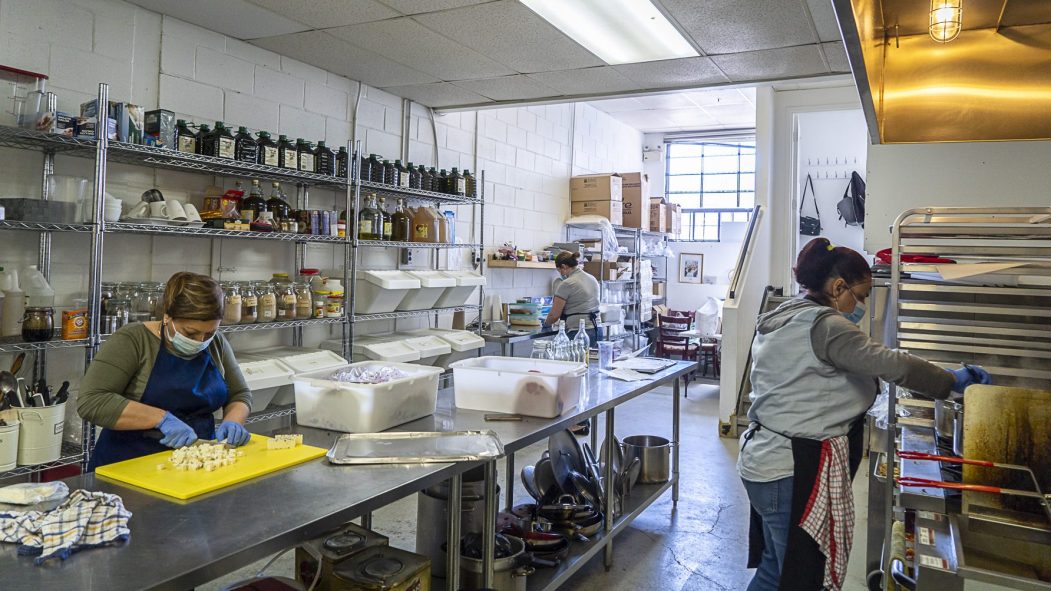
[378,196,392,240]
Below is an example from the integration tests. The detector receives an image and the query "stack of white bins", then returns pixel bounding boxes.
[354,271,420,314]
[399,271,457,310]
[237,347,348,408]
[435,271,486,308]
[406,328,486,367]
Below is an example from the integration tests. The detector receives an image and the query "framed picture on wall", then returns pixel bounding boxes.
[678,253,703,284]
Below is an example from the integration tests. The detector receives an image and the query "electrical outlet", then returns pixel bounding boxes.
[401,248,414,265]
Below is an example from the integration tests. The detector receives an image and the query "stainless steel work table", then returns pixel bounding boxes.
[481,328,556,357]
[0,361,690,591]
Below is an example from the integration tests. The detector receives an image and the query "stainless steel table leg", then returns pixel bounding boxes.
[590,414,598,452]
[505,451,515,512]
[483,460,498,588]
[447,473,462,591]
[360,512,372,530]
[673,376,681,505]
[603,408,616,570]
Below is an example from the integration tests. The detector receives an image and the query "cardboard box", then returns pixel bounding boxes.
[571,174,622,202]
[649,197,668,233]
[570,199,623,225]
[652,282,665,297]
[669,203,682,236]
[144,109,176,149]
[118,103,144,144]
[620,172,651,230]
[585,260,619,281]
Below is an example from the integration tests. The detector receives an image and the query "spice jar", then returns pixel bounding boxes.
[325,295,344,318]
[294,281,313,319]
[221,282,242,325]
[271,273,297,321]
[257,282,277,323]
[312,290,329,319]
[22,307,54,342]
[240,282,258,324]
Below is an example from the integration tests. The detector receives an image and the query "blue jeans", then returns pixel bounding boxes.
[743,477,794,591]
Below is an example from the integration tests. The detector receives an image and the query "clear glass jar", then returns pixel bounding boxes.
[257,281,277,323]
[100,282,117,316]
[294,281,313,320]
[240,282,259,324]
[221,282,242,325]
[271,273,297,321]
[325,295,343,318]
[312,290,330,319]
[134,282,162,322]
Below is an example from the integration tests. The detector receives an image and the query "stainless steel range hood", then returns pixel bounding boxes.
[832,0,1051,144]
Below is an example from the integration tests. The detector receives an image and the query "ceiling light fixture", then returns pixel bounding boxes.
[520,0,699,65]
[929,0,963,43]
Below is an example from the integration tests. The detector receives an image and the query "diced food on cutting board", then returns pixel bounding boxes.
[268,434,304,450]
[169,443,238,472]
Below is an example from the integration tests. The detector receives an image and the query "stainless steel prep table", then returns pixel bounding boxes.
[0,361,691,591]
[481,327,556,357]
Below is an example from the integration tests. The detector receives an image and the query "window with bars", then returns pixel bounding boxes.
[665,140,756,241]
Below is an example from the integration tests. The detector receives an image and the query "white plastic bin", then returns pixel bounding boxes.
[344,335,421,363]
[435,271,486,308]
[397,334,451,365]
[236,358,295,410]
[354,271,420,314]
[293,361,443,433]
[241,348,348,406]
[0,411,20,472]
[399,271,456,311]
[412,329,485,367]
[16,403,65,465]
[449,357,586,418]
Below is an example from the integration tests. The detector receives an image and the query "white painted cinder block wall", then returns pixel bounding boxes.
[0,0,641,391]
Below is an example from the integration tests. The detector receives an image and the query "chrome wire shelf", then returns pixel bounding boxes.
[0,337,91,353]
[353,239,480,249]
[0,220,94,232]
[0,125,97,154]
[105,142,349,189]
[358,180,482,205]
[351,305,482,322]
[106,222,346,242]
[0,443,85,480]
[245,404,296,425]
[218,318,346,333]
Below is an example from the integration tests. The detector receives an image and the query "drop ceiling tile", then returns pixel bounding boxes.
[589,97,648,113]
[702,102,758,126]
[711,45,828,82]
[126,0,310,38]
[609,111,678,132]
[613,57,728,88]
[378,0,492,15]
[663,107,720,127]
[805,0,843,42]
[634,93,698,110]
[683,88,753,107]
[453,75,560,101]
[526,67,640,96]
[412,0,604,73]
[328,18,513,81]
[251,31,438,88]
[245,0,397,29]
[822,41,851,73]
[383,82,490,108]
[740,86,757,104]
[659,0,817,54]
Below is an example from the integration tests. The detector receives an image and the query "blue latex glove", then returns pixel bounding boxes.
[157,412,198,449]
[215,421,251,447]
[949,365,992,393]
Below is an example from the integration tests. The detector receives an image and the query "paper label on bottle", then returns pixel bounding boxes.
[262,146,279,166]
[218,137,235,159]
[917,554,948,570]
[239,209,255,222]
[414,224,428,239]
[918,526,935,546]
[399,174,409,188]
[282,148,297,168]
[359,220,373,235]
[383,222,392,237]
[243,296,258,307]
[178,136,196,154]
[299,153,315,172]
[456,178,466,194]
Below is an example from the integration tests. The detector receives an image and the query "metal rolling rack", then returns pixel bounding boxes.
[346,142,485,350]
[565,224,642,348]
[878,206,1051,590]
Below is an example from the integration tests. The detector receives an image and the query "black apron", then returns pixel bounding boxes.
[561,309,603,342]
[745,417,865,591]
[88,327,228,470]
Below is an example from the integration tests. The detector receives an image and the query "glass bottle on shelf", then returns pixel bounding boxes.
[221,282,241,325]
[213,122,236,159]
[382,160,397,186]
[391,198,411,242]
[573,318,590,365]
[378,196,392,240]
[240,282,258,324]
[296,138,315,172]
[419,165,433,192]
[195,124,212,155]
[358,194,381,240]
[367,154,383,183]
[429,168,442,193]
[277,134,297,169]
[175,119,196,154]
[234,126,258,163]
[271,273,297,321]
[449,167,466,196]
[315,141,334,176]
[394,160,410,188]
[241,179,267,223]
[266,181,292,222]
[250,211,277,232]
[256,282,277,323]
[407,162,421,189]
[412,203,436,243]
[337,209,347,237]
[434,205,448,243]
[336,147,349,179]
[464,169,476,198]
[256,131,279,167]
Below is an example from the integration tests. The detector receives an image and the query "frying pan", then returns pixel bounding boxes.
[534,457,560,506]
[548,429,587,496]
[570,470,601,510]
[521,465,541,501]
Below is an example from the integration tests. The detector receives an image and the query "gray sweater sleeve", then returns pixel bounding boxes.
[211,334,252,412]
[811,312,955,399]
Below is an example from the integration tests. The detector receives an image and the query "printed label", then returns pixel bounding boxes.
[414,224,428,239]
[917,511,944,522]
[299,153,315,172]
[262,146,279,166]
[239,209,256,223]
[218,137,235,159]
[918,554,948,570]
[383,222,392,237]
[282,148,297,168]
[359,220,373,235]
[399,173,409,188]
[918,527,935,546]
[456,178,466,194]
[243,296,258,307]
[178,136,196,154]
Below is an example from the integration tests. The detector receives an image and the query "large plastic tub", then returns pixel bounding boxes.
[399,271,456,311]
[398,334,451,365]
[435,271,486,308]
[449,356,586,418]
[240,347,347,406]
[293,361,443,433]
[344,335,421,363]
[412,328,485,368]
[354,271,420,314]
[236,358,295,410]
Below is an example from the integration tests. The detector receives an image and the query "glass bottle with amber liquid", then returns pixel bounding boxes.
[448,168,466,196]
[296,139,315,172]
[378,196,392,240]
[277,135,297,169]
[256,131,279,167]
[235,126,258,163]
[382,160,397,186]
[241,179,268,223]
[463,169,477,198]
[358,194,381,241]
[394,160,410,188]
[175,119,196,154]
[315,141,335,176]
[267,182,292,223]
[419,166,433,192]
[391,198,411,242]
[407,162,421,189]
[195,124,212,155]
[336,147,349,179]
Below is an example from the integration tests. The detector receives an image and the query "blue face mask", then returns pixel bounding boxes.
[166,322,213,357]
[842,304,866,325]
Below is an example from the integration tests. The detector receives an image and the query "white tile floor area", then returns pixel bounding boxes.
[202,381,874,590]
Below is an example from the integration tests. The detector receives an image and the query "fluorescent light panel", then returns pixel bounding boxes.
[521,0,699,65]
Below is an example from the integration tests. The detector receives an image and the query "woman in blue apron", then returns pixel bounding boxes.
[738,238,990,591]
[79,272,253,470]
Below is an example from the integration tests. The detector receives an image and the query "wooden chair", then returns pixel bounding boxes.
[656,314,699,397]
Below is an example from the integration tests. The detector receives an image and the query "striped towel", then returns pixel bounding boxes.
[799,436,854,591]
[0,489,131,564]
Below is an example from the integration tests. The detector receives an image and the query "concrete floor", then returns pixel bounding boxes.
[203,380,873,591]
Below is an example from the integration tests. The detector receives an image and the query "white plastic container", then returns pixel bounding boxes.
[435,271,486,308]
[21,265,54,308]
[344,335,421,363]
[0,411,20,472]
[398,334,451,365]
[236,358,295,410]
[354,271,420,314]
[398,271,456,311]
[293,361,443,433]
[240,347,348,406]
[449,357,586,418]
[15,403,65,465]
[410,328,485,367]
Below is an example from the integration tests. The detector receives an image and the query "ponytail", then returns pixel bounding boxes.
[794,237,871,291]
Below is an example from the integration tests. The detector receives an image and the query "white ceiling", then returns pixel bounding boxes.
[126,0,850,109]
[589,87,757,133]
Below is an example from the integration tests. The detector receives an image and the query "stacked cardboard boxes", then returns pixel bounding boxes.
[570,174,623,225]
[620,172,650,230]
[649,197,668,233]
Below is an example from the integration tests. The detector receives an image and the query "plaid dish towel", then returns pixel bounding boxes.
[799,436,854,590]
[0,489,131,564]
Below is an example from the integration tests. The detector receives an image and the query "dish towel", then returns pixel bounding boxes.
[799,436,854,590]
[0,489,132,564]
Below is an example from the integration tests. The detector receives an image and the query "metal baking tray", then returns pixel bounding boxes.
[326,430,505,465]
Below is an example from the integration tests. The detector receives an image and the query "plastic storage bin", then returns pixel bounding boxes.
[354,271,420,314]
[449,356,586,418]
[235,358,295,410]
[399,271,456,311]
[293,361,443,433]
[410,328,485,367]
[15,403,65,465]
[240,347,347,407]
[435,271,486,308]
[340,335,420,363]
[397,334,451,365]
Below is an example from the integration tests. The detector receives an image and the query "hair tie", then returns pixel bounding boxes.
[826,243,835,251]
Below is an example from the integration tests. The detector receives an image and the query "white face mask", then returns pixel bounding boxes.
[166,321,213,357]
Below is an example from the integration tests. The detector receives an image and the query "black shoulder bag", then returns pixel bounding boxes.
[836,170,866,227]
[798,174,821,236]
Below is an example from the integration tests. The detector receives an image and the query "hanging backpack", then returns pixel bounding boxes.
[837,171,865,227]
[798,174,821,236]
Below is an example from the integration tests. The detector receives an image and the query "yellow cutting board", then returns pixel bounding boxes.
[95,434,327,500]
